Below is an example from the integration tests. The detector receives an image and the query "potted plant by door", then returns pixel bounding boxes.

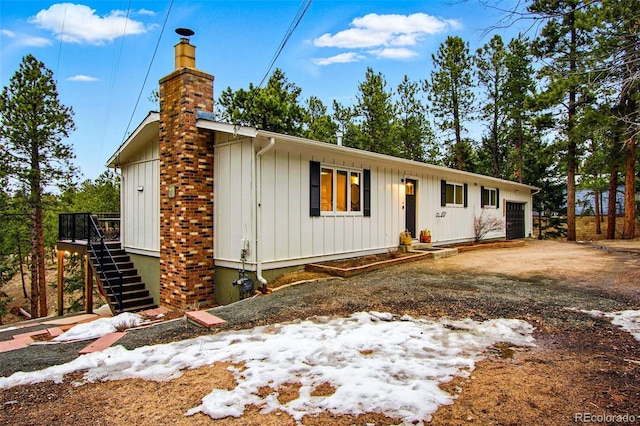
[419,229,431,243]
[399,229,413,245]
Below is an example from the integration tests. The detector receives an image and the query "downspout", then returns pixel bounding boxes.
[255,137,276,287]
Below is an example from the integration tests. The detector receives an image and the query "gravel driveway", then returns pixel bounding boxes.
[1,239,639,425]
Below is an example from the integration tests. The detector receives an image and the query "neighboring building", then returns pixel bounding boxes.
[106,34,537,308]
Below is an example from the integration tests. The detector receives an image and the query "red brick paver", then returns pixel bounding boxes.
[78,332,126,355]
[185,311,227,328]
[0,336,32,353]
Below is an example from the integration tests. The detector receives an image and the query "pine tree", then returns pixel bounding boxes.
[353,67,399,156]
[596,0,639,239]
[304,96,338,143]
[529,0,599,241]
[426,36,476,171]
[475,35,508,178]
[504,36,538,184]
[393,75,436,162]
[0,55,76,317]
[217,69,306,135]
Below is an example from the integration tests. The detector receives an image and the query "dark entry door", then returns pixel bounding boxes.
[506,202,525,240]
[405,179,417,238]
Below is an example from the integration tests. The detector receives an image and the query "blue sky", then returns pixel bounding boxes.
[1,0,527,181]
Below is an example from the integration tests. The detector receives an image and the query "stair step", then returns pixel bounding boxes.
[98,262,135,271]
[111,296,156,310]
[102,268,138,278]
[105,288,151,301]
[103,281,146,291]
[88,240,157,315]
[97,273,143,283]
[120,303,158,313]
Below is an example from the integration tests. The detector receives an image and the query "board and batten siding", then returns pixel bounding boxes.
[213,137,255,265]
[121,139,159,255]
[214,135,535,271]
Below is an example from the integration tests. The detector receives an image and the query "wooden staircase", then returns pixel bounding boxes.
[89,241,157,314]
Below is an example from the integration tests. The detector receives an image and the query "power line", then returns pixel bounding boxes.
[55,4,67,78]
[102,0,132,152]
[238,0,312,128]
[256,0,312,90]
[121,0,174,143]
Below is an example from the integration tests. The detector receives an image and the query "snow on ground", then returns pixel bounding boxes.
[53,312,144,342]
[580,309,640,341]
[0,312,535,424]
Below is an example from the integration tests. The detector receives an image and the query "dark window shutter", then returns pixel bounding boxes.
[440,180,447,207]
[363,169,371,217]
[463,183,468,208]
[480,185,485,208]
[310,161,320,216]
[496,188,500,208]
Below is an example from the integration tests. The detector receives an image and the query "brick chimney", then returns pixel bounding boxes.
[158,30,215,309]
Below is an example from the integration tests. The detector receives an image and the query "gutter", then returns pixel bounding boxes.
[255,137,276,287]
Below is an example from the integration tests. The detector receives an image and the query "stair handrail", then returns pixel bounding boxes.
[88,215,124,313]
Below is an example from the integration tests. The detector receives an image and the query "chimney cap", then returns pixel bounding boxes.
[175,28,195,38]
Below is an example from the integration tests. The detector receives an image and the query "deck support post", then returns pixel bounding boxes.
[84,254,93,314]
[57,250,64,316]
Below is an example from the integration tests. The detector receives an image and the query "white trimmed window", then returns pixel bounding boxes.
[481,186,500,208]
[311,161,370,217]
[441,180,467,207]
[320,166,362,214]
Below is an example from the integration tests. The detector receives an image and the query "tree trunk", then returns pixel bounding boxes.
[622,137,636,239]
[515,115,524,184]
[29,212,39,317]
[35,207,46,316]
[566,17,577,242]
[29,144,47,318]
[607,135,620,239]
[594,189,601,235]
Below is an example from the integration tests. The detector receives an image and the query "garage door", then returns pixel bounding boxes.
[506,202,525,240]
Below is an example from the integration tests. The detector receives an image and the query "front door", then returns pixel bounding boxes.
[405,179,417,238]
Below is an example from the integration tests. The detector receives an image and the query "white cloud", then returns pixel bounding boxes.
[369,47,419,60]
[28,3,150,45]
[67,74,100,82]
[312,52,364,66]
[313,12,459,49]
[1,29,52,47]
[136,9,156,17]
[315,28,389,49]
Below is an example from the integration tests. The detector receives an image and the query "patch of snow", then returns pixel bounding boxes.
[0,312,535,424]
[577,309,640,341]
[53,312,144,342]
[94,304,113,317]
[606,310,640,341]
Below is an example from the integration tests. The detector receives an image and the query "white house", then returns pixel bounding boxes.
[106,34,537,307]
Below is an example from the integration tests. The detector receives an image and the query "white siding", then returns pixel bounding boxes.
[121,139,159,254]
[214,138,255,264]
[214,135,535,270]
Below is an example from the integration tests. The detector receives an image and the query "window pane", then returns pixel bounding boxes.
[336,170,348,211]
[446,184,454,204]
[350,172,361,211]
[321,168,333,211]
[455,185,463,205]
[482,189,489,206]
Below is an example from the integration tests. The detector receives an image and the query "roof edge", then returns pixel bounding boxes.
[106,111,159,168]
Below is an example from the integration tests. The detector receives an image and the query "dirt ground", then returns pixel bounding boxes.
[1,239,640,425]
